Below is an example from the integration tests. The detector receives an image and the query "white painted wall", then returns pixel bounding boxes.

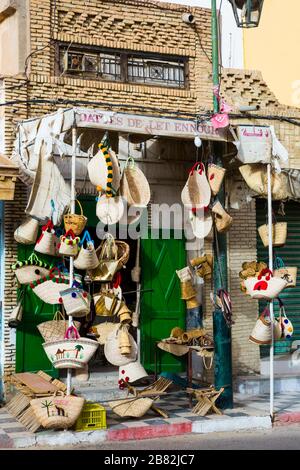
[158,0,244,68]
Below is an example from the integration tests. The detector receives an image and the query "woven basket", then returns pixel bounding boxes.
[120,158,151,207]
[274,267,297,288]
[43,333,99,369]
[104,327,137,366]
[30,392,85,429]
[207,164,226,196]
[74,242,99,270]
[258,223,287,247]
[180,280,196,300]
[89,238,130,281]
[59,230,80,257]
[13,264,50,285]
[64,200,87,236]
[35,227,57,256]
[108,397,153,418]
[14,217,39,245]
[59,286,91,317]
[249,313,282,345]
[181,328,205,343]
[94,291,122,317]
[30,269,69,305]
[37,311,80,342]
[94,322,119,345]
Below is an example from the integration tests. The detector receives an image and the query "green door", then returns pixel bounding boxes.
[16,245,59,377]
[141,230,186,373]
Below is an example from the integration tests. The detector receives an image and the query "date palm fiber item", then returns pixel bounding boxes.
[12,252,52,285]
[30,392,85,430]
[104,327,137,366]
[88,140,121,195]
[117,303,132,324]
[74,230,99,270]
[181,328,206,343]
[181,162,211,208]
[212,201,233,233]
[34,220,57,256]
[170,327,184,338]
[88,235,129,282]
[63,200,87,236]
[96,194,125,226]
[118,361,148,384]
[249,310,282,345]
[189,208,213,239]
[258,223,287,247]
[120,157,151,208]
[30,268,69,305]
[94,322,119,345]
[180,280,196,300]
[37,311,81,342]
[207,164,226,196]
[59,229,80,257]
[14,217,39,245]
[239,164,289,200]
[244,268,287,300]
[108,397,153,418]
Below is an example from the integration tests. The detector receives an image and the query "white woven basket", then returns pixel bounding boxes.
[59,287,91,317]
[43,337,99,369]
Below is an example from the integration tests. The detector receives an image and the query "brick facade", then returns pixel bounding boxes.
[1,0,300,384]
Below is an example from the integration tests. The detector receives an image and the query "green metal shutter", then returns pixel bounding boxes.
[256,199,300,356]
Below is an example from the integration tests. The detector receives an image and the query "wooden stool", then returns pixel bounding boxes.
[186,386,224,417]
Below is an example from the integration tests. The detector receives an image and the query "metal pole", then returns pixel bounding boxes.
[211,0,233,409]
[66,126,77,396]
[267,163,274,420]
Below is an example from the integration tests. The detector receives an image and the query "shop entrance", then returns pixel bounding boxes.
[140,230,186,374]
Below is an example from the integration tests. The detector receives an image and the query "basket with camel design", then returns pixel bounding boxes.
[42,326,99,369]
[30,391,85,429]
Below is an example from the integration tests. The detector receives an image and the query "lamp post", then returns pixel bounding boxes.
[210,0,264,409]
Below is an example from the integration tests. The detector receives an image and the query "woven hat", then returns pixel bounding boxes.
[118,361,148,384]
[104,327,138,366]
[188,208,213,239]
[239,164,289,201]
[120,158,151,207]
[181,163,211,208]
[14,217,39,245]
[96,195,125,225]
[88,141,121,195]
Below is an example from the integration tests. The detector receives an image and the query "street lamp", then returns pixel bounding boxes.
[228,0,264,28]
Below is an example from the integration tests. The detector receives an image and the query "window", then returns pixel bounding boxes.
[58,44,188,89]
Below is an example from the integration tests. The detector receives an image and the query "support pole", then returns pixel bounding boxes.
[211,1,233,408]
[66,126,77,396]
[267,163,274,420]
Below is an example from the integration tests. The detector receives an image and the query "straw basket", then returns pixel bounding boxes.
[59,286,91,317]
[88,238,130,281]
[94,322,119,345]
[117,303,132,324]
[37,311,80,342]
[249,313,282,345]
[30,269,69,305]
[74,236,99,270]
[64,200,87,236]
[94,291,122,317]
[34,221,57,256]
[59,230,80,257]
[258,223,287,247]
[274,267,297,288]
[207,164,226,196]
[120,158,151,207]
[108,397,153,418]
[180,280,196,300]
[43,327,99,369]
[13,264,50,285]
[14,218,39,245]
[30,392,85,430]
[181,328,205,343]
[104,328,137,366]
[171,327,184,338]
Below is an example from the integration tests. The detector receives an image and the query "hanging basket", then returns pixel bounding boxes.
[274,257,297,288]
[244,268,287,300]
[14,217,39,245]
[104,327,137,366]
[30,392,85,430]
[59,230,80,257]
[30,268,69,305]
[12,253,52,285]
[258,223,287,248]
[59,285,91,317]
[88,235,130,281]
[74,230,99,270]
[249,310,282,345]
[43,326,99,369]
[64,200,87,236]
[37,311,81,342]
[34,220,57,256]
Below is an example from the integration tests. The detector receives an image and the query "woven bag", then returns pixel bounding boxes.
[88,235,130,281]
[94,291,122,317]
[258,222,287,247]
[30,267,69,305]
[74,230,99,270]
[108,397,153,418]
[94,322,119,345]
[274,257,297,288]
[119,157,151,207]
[59,229,80,257]
[43,325,99,369]
[30,391,85,429]
[59,284,91,317]
[207,163,226,196]
[12,252,52,285]
[64,200,87,236]
[14,217,39,245]
[34,220,57,256]
[37,311,81,342]
[249,309,282,345]
[104,326,137,366]
[244,268,287,300]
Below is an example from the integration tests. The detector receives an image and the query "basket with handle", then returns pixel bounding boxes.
[64,199,87,236]
[34,220,57,256]
[119,156,151,207]
[12,252,52,285]
[30,267,69,305]
[14,217,39,245]
[74,230,99,270]
[249,308,282,345]
[59,281,91,317]
[108,397,154,418]
[30,391,85,430]
[37,310,81,342]
[274,256,297,288]
[59,229,80,257]
[43,325,99,369]
[258,222,287,247]
[88,234,130,281]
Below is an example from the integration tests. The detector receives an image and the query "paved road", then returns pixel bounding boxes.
[35,424,300,450]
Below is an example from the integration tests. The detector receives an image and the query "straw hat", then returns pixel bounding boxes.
[120,159,151,208]
[88,144,121,195]
[96,195,125,225]
[104,328,138,366]
[188,208,213,239]
[181,163,211,208]
[118,361,148,384]
[239,164,289,201]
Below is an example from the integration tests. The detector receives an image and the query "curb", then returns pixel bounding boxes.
[274,412,300,426]
[12,415,271,448]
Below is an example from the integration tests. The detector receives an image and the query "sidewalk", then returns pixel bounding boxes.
[0,391,272,448]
